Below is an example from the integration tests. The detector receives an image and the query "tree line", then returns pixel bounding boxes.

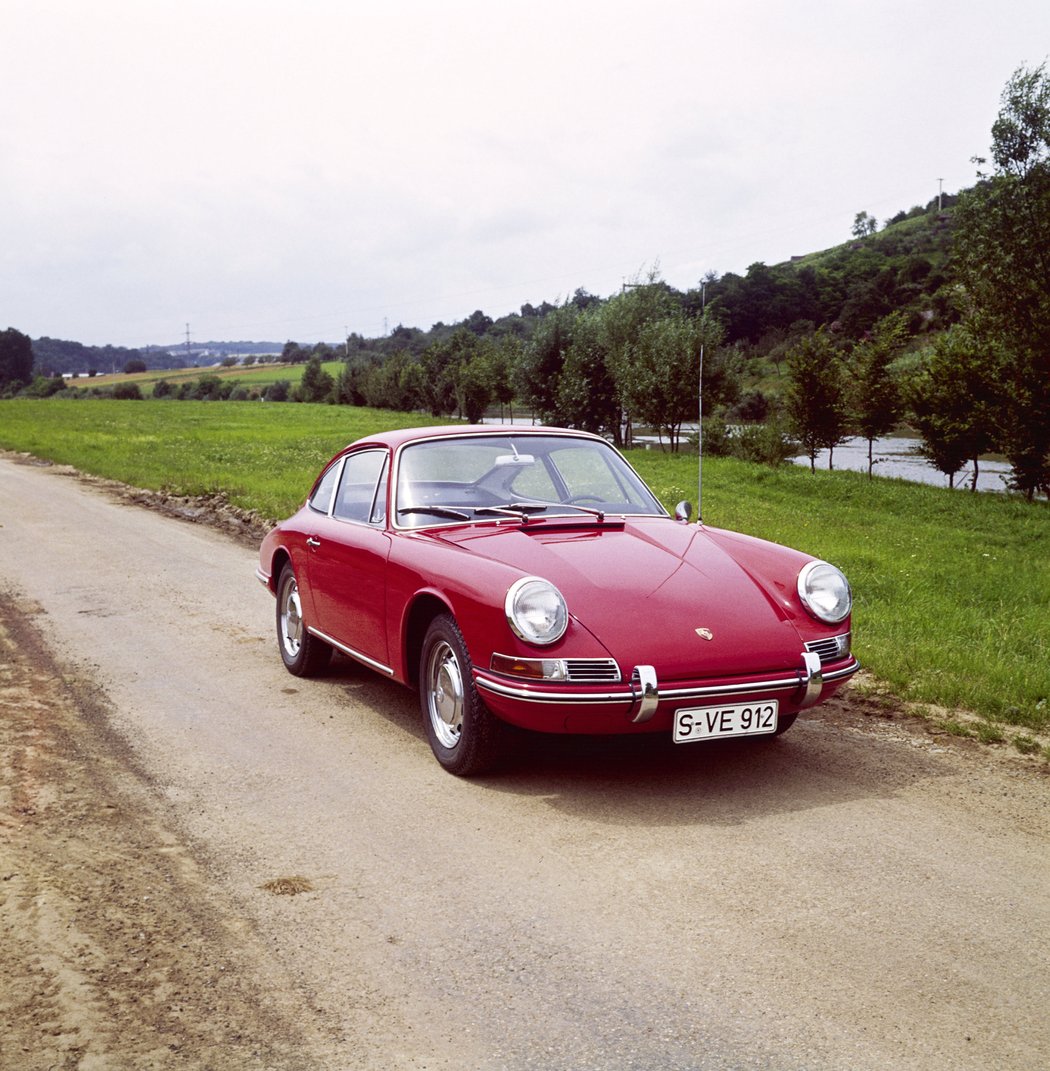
[2,65,1047,499]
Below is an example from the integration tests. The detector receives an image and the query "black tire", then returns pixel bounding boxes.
[774,712,798,736]
[275,562,331,677]
[419,614,504,776]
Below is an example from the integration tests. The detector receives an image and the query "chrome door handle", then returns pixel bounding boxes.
[306,537,321,548]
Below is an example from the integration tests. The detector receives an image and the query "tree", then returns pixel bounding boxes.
[852,211,878,239]
[785,330,849,472]
[335,355,375,406]
[847,311,907,476]
[0,327,34,392]
[598,271,679,444]
[488,337,520,422]
[619,314,729,451]
[904,326,999,490]
[515,305,576,425]
[359,350,419,412]
[454,345,493,423]
[556,307,618,435]
[296,355,335,403]
[460,309,494,337]
[123,358,147,374]
[419,329,476,417]
[281,341,307,364]
[953,63,1050,498]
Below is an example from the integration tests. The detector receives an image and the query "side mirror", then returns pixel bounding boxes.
[674,500,693,522]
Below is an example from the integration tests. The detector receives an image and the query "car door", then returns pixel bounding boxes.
[306,449,392,672]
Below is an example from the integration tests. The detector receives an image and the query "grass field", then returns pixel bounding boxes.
[70,360,344,394]
[1,398,1047,744]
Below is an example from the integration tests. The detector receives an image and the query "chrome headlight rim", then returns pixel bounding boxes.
[505,576,569,647]
[797,560,852,625]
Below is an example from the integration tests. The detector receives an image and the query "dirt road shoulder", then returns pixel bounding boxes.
[0,590,337,1071]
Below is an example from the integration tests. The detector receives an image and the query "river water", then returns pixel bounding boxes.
[482,419,1018,495]
[789,435,1015,493]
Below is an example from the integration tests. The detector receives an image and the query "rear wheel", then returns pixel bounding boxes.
[275,562,331,677]
[420,614,503,776]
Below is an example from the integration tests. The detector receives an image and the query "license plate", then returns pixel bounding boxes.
[673,700,778,743]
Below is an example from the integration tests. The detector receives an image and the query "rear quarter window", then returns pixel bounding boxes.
[308,461,343,514]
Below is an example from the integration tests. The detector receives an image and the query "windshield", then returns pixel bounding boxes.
[395,434,665,528]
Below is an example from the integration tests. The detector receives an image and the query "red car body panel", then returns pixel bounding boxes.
[257,425,858,738]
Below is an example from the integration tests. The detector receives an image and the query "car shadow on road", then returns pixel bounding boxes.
[324,656,951,828]
[485,720,953,827]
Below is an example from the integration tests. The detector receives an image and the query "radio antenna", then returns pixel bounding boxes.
[697,281,706,524]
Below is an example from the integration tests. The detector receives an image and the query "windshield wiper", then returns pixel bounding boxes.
[397,505,471,521]
[561,503,606,520]
[473,502,549,520]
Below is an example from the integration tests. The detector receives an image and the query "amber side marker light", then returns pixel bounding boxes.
[490,654,568,681]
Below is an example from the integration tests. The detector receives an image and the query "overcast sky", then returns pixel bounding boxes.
[3,1,1048,348]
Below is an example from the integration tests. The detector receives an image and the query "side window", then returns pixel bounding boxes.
[333,450,387,524]
[370,457,389,525]
[308,460,343,515]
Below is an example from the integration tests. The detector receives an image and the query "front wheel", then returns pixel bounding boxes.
[275,562,331,677]
[420,614,503,776]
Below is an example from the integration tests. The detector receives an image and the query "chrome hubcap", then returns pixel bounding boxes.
[280,578,303,657]
[426,640,464,750]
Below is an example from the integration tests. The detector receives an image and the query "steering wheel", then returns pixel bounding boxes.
[565,495,604,505]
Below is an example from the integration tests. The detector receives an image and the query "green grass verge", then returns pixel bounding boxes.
[0,398,444,520]
[1,398,1047,735]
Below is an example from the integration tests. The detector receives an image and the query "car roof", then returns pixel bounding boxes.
[342,424,605,452]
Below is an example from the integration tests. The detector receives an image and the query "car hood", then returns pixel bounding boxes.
[432,519,811,676]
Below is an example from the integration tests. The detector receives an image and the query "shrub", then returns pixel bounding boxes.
[732,419,799,466]
[22,375,67,398]
[112,382,143,400]
[728,389,770,423]
[698,417,734,457]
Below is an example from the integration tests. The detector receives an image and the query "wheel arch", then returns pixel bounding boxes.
[268,547,292,594]
[403,592,455,687]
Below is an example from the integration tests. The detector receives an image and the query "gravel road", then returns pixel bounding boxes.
[1,454,1048,1070]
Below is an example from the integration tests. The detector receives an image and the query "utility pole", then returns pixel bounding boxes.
[185,323,192,366]
[937,178,944,212]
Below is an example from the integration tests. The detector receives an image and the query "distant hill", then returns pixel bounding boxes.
[31,190,965,377]
[32,338,286,376]
[704,192,960,346]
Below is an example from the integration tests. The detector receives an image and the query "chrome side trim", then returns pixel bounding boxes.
[307,627,395,677]
[822,658,860,683]
[475,657,860,706]
[255,567,271,588]
[630,665,659,723]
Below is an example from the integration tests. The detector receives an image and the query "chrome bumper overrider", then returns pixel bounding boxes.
[475,655,860,720]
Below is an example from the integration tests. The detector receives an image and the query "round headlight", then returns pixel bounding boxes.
[797,561,852,624]
[505,577,568,646]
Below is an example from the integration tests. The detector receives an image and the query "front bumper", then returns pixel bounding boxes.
[474,654,860,734]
